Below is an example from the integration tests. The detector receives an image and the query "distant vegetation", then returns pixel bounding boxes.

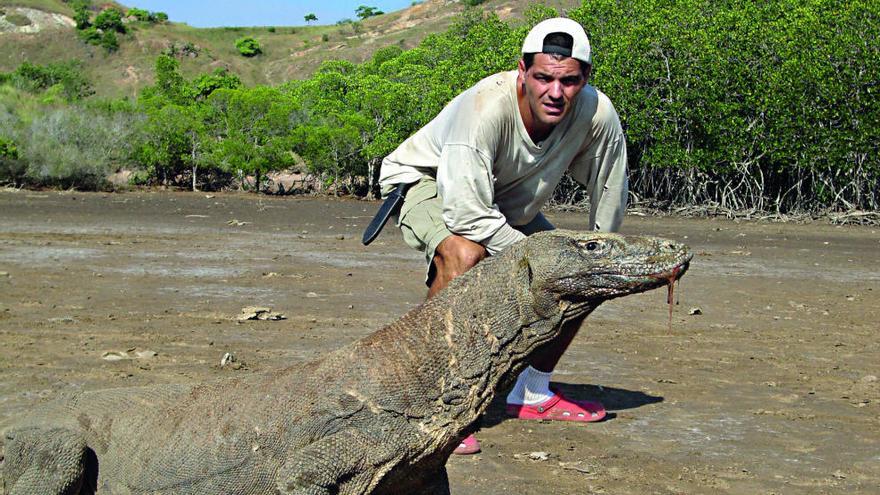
[355,5,384,20]
[126,7,167,23]
[234,36,262,57]
[0,1,877,216]
[3,61,92,99]
[71,1,167,52]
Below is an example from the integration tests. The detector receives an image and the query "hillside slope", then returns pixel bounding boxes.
[0,0,581,98]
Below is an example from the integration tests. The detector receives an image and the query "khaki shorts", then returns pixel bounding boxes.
[394,176,555,282]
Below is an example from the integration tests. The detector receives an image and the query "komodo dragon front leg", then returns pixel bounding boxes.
[1,426,94,495]
[276,427,408,495]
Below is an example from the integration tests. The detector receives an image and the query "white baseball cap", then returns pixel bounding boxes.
[521,17,591,65]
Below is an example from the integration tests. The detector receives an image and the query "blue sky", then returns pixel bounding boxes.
[129,1,416,28]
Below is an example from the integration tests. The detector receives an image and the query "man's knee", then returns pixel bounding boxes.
[435,235,487,275]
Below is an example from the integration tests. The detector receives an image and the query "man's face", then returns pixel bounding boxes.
[518,53,589,138]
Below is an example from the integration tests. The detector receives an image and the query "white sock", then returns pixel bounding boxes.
[506,366,555,406]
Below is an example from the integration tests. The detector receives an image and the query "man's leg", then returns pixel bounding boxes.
[427,235,487,298]
[529,316,582,372]
[505,214,605,421]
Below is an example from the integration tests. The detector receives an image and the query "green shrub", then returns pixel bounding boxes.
[20,106,140,189]
[74,7,126,52]
[127,7,150,22]
[94,8,125,33]
[568,0,879,211]
[78,25,101,44]
[100,30,119,52]
[321,33,329,42]
[370,45,403,67]
[127,169,150,186]
[235,36,262,57]
[0,136,26,186]
[0,137,18,160]
[151,12,168,23]
[11,61,93,100]
[267,26,275,33]
[191,69,242,99]
[73,5,90,29]
[355,6,383,20]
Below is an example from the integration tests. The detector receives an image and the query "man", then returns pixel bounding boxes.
[377,18,628,455]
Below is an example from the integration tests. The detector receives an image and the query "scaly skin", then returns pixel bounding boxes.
[1,230,691,495]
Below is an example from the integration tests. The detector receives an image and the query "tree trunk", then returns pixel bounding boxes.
[367,158,381,199]
[191,143,198,191]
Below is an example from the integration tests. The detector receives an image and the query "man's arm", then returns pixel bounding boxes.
[569,92,629,233]
[435,143,526,255]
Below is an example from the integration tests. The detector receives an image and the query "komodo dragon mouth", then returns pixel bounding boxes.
[649,256,691,284]
[555,247,692,328]
[558,253,692,304]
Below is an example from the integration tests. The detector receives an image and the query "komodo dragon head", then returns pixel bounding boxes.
[504,230,692,319]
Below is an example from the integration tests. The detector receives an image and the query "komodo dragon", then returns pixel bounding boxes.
[1,230,691,495]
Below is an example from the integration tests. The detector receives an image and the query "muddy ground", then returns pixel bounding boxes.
[0,190,877,494]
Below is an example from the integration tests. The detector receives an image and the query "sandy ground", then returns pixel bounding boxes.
[0,189,878,494]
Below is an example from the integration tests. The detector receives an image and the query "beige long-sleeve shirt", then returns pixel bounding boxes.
[378,70,628,255]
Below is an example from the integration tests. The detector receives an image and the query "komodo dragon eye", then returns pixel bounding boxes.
[576,240,603,252]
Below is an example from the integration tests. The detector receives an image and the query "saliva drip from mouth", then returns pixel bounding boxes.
[666,265,683,332]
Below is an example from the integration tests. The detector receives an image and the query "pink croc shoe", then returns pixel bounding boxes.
[506,391,606,422]
[452,434,481,455]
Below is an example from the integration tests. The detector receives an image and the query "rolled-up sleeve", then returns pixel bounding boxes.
[436,144,526,255]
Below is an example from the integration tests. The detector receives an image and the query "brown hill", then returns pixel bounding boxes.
[0,0,582,98]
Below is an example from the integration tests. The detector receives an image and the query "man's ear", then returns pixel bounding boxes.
[517,58,527,81]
